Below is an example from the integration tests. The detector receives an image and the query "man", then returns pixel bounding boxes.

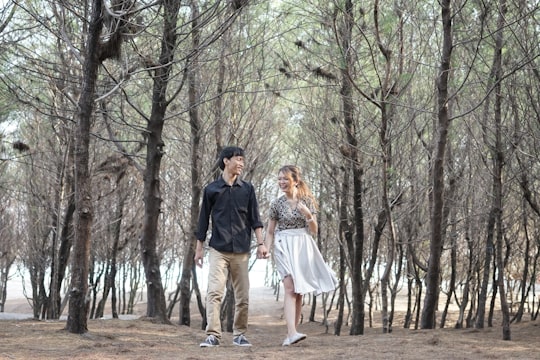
[194,146,268,347]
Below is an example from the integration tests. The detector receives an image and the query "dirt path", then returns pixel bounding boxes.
[1,286,539,359]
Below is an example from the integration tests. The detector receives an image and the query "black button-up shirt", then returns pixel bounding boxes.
[195,176,263,253]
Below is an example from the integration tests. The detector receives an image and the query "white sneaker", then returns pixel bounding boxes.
[282,332,306,346]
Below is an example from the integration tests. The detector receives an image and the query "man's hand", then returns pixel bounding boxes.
[257,244,269,259]
[194,242,204,268]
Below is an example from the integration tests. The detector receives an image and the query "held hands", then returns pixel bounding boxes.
[257,243,269,259]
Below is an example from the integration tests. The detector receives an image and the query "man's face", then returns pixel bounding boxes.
[224,155,245,176]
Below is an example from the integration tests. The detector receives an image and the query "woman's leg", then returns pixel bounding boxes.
[295,293,303,327]
[283,275,298,337]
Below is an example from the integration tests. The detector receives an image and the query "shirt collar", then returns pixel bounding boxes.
[218,176,244,187]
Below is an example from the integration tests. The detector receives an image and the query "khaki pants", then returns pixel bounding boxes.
[205,248,250,339]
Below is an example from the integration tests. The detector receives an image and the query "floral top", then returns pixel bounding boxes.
[269,195,317,232]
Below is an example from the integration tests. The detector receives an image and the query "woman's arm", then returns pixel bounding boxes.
[297,201,318,235]
[265,219,277,250]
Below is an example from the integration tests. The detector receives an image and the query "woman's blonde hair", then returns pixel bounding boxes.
[278,165,318,210]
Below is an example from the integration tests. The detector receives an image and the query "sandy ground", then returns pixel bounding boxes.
[1,286,539,360]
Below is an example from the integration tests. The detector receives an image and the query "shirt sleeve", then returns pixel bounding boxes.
[194,187,212,241]
[269,199,279,220]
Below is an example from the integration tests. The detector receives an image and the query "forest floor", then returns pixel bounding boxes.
[1,286,539,360]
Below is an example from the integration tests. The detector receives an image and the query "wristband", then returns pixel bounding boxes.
[257,243,264,246]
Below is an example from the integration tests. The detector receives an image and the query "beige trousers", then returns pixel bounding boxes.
[205,248,250,339]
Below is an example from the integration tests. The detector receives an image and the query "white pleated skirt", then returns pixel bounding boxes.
[273,228,338,295]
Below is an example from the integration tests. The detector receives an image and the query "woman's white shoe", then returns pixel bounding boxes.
[282,332,307,346]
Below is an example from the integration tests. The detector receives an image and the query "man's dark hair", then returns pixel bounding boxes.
[218,146,245,170]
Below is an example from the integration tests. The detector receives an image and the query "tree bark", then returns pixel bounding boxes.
[47,190,75,320]
[336,0,366,336]
[65,0,103,334]
[178,0,202,327]
[492,0,510,340]
[335,163,351,336]
[420,0,453,329]
[140,0,181,323]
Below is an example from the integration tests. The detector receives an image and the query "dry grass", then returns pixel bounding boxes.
[1,287,538,360]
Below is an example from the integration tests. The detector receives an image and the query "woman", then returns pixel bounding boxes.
[264,165,337,346]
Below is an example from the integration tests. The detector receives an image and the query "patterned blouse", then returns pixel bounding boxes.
[269,195,317,232]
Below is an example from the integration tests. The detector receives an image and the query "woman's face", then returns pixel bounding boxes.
[278,171,295,194]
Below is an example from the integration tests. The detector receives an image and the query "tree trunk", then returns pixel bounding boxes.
[455,224,474,329]
[440,213,457,328]
[65,0,103,334]
[47,191,75,320]
[140,0,181,323]
[440,147,460,328]
[0,256,15,313]
[192,266,207,330]
[95,192,124,319]
[334,243,346,335]
[178,0,202,327]
[388,242,404,332]
[336,0,366,336]
[476,1,510,338]
[492,0,510,340]
[46,160,64,320]
[335,164,351,336]
[404,275,413,329]
[379,103,396,334]
[420,0,453,329]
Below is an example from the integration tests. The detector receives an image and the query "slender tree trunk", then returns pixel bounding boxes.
[440,146,460,328]
[420,0,453,329]
[403,274,413,329]
[95,191,124,319]
[492,0,510,340]
[46,161,63,320]
[337,0,365,336]
[512,199,530,323]
[65,0,103,334]
[334,242,346,335]
[379,103,397,334]
[140,0,181,323]
[455,226,474,329]
[477,210,496,328]
[309,294,317,322]
[178,0,202,327]
[0,256,15,312]
[388,242,403,332]
[48,191,75,320]
[440,213,457,328]
[335,164,351,336]
[476,2,510,338]
[414,278,422,329]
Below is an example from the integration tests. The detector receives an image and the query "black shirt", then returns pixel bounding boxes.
[195,176,263,253]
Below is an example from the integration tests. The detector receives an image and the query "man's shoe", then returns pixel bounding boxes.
[233,334,252,347]
[200,335,220,347]
[282,332,306,346]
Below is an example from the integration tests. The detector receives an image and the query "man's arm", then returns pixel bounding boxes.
[194,186,210,268]
[255,227,269,259]
[194,239,205,268]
